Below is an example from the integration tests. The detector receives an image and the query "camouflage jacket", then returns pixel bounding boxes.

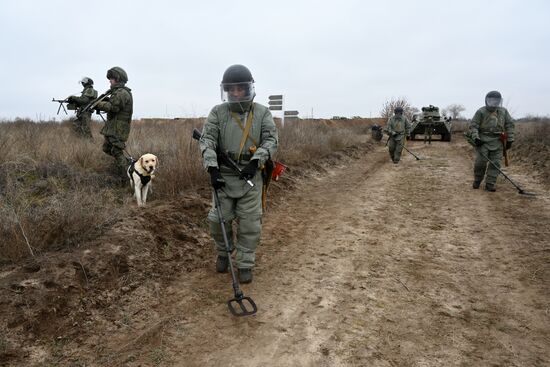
[469,107,514,145]
[385,115,411,140]
[96,83,133,139]
[71,86,98,107]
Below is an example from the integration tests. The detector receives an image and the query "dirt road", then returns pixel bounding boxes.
[9,138,549,366]
[88,138,547,367]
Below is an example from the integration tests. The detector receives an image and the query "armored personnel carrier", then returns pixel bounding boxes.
[410,105,452,142]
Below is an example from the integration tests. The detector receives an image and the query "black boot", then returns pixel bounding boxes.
[238,268,253,284]
[472,180,481,189]
[485,184,496,192]
[216,255,229,273]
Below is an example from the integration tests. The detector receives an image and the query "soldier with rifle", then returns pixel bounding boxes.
[92,67,133,179]
[66,77,98,139]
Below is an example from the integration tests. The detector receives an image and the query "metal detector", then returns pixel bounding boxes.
[403,145,423,160]
[192,128,257,316]
[478,150,536,196]
[213,188,258,316]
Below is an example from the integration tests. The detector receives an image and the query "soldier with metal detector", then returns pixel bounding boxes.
[199,64,278,285]
[384,106,411,164]
[468,91,514,192]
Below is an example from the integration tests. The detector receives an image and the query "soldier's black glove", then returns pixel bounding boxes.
[506,141,513,150]
[474,138,483,147]
[241,159,258,180]
[208,167,225,190]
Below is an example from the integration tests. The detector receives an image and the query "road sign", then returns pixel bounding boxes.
[269,106,283,111]
[269,95,283,100]
[268,100,283,106]
[284,110,299,116]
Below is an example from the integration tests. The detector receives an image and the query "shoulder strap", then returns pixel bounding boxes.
[231,104,257,158]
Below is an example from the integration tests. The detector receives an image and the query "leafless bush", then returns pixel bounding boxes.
[380,97,415,121]
[444,104,466,120]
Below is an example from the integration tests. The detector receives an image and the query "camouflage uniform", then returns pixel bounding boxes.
[469,106,514,188]
[199,102,278,270]
[95,67,133,177]
[385,114,411,163]
[69,84,97,138]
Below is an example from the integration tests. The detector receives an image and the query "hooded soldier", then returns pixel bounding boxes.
[199,64,278,284]
[384,106,411,164]
[468,91,514,191]
[95,67,133,178]
[67,77,97,138]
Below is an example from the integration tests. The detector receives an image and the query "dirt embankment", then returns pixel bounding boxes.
[1,136,549,367]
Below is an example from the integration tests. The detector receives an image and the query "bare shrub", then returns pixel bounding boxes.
[380,97,415,121]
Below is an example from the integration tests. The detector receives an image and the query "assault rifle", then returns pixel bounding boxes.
[191,128,254,187]
[76,90,113,121]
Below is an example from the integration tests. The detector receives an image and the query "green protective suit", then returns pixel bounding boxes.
[96,83,133,176]
[199,102,278,269]
[71,86,97,138]
[469,106,514,186]
[385,114,411,163]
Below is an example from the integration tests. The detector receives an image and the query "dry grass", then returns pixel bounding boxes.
[0,117,372,263]
[510,121,550,183]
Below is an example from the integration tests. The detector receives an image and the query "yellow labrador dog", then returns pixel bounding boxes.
[127,153,158,207]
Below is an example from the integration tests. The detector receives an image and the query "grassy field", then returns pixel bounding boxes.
[0,117,370,262]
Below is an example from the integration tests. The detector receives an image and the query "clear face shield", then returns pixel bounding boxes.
[79,77,91,87]
[485,97,502,109]
[220,82,256,103]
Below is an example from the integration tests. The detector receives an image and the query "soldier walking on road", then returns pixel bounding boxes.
[199,64,278,284]
[67,77,97,139]
[95,67,133,179]
[384,107,411,164]
[468,91,515,192]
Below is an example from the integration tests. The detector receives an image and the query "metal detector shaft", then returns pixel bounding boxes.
[213,189,258,316]
[478,150,534,195]
[403,146,421,160]
[213,190,240,295]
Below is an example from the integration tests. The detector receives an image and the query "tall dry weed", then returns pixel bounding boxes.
[0,117,371,262]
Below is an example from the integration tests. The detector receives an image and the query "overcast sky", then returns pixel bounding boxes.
[1,0,549,121]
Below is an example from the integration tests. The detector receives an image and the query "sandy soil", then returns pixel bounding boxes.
[2,138,549,366]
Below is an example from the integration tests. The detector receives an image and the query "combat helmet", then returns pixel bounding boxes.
[80,77,94,87]
[106,67,128,83]
[220,64,256,112]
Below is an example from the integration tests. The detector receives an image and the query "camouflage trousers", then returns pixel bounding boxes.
[207,180,263,269]
[474,145,503,186]
[102,135,128,177]
[388,138,404,163]
[73,114,93,139]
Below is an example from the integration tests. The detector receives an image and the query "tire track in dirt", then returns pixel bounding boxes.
[109,139,549,367]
